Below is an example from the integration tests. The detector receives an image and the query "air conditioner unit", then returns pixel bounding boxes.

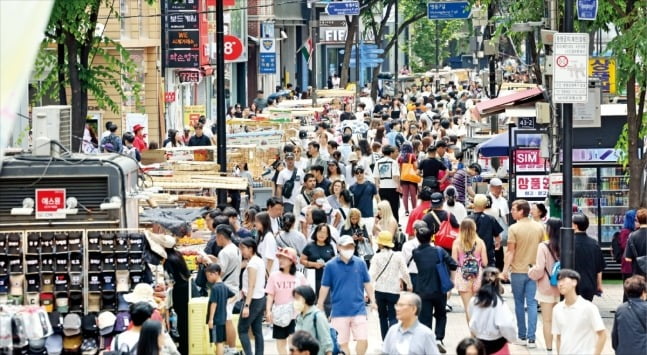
[32,105,72,156]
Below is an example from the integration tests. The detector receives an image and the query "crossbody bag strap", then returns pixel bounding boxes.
[430,210,441,225]
[375,252,395,281]
[338,207,346,220]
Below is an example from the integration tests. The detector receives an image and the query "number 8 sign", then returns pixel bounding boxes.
[223,35,243,62]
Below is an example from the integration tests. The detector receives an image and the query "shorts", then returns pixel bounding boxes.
[330,315,368,344]
[454,269,482,293]
[226,294,239,320]
[272,320,296,339]
[210,324,226,343]
[535,292,560,304]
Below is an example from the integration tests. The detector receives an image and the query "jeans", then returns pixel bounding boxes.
[510,273,537,341]
[419,293,447,341]
[409,273,418,292]
[237,297,266,355]
[375,291,400,339]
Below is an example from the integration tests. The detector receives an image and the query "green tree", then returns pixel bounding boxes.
[33,0,149,152]
[404,19,467,73]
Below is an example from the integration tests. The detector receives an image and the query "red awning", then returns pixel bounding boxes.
[472,87,545,118]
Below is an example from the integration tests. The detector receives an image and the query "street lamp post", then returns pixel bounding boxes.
[215,0,227,204]
[435,20,439,91]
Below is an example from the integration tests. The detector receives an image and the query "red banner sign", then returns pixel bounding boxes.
[514,149,548,172]
[35,189,66,219]
[164,91,176,103]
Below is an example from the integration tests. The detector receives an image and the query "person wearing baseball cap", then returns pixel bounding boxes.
[422,192,460,254]
[264,247,302,354]
[316,235,377,355]
[131,124,148,152]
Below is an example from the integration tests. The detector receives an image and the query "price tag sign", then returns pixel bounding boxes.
[35,189,66,219]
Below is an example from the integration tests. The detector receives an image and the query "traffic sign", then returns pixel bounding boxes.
[259,53,276,74]
[427,1,470,20]
[577,0,597,20]
[326,1,360,15]
[223,35,244,61]
[553,33,589,103]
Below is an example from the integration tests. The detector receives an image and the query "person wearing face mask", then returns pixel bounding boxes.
[317,235,377,355]
[294,285,334,355]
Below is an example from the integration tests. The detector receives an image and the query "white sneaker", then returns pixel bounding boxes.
[527,340,537,349]
[513,338,527,346]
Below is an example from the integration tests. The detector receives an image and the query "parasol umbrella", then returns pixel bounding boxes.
[339,120,369,134]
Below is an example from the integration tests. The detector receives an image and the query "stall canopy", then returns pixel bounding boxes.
[471,87,545,118]
[476,131,510,157]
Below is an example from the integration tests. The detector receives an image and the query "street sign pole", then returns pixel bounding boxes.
[355,18,360,107]
[561,0,576,270]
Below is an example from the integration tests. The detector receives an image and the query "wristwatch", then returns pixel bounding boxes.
[244,304,250,307]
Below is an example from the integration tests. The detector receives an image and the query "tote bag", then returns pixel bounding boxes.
[401,155,422,183]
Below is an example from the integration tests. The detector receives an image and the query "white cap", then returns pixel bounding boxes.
[489,178,503,187]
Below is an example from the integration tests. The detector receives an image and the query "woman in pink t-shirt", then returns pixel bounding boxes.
[265,247,307,355]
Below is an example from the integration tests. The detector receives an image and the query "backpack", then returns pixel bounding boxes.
[103,334,137,355]
[313,311,342,355]
[392,228,406,252]
[461,243,480,280]
[611,231,623,264]
[545,243,561,287]
[282,169,298,199]
[100,134,120,153]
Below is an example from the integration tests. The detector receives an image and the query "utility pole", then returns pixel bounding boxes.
[215,0,227,204]
[310,2,318,105]
[486,2,497,133]
[560,0,575,269]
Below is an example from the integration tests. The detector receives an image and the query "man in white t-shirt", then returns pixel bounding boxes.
[276,152,305,213]
[373,144,401,222]
[215,225,242,350]
[552,269,606,355]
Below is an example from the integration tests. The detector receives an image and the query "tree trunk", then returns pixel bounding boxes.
[56,24,67,105]
[627,74,641,208]
[340,16,358,88]
[370,65,381,101]
[66,33,85,153]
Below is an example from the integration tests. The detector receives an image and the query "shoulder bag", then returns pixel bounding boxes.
[628,230,647,274]
[401,155,422,183]
[375,252,394,282]
[435,247,454,293]
[430,211,459,250]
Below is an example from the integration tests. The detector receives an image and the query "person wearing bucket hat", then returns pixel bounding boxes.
[369,231,412,340]
[132,124,148,152]
[123,283,157,308]
[265,247,305,355]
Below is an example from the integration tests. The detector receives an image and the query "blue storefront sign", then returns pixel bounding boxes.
[577,0,597,20]
[259,53,276,74]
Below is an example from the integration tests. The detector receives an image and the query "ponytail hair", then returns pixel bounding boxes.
[282,213,296,233]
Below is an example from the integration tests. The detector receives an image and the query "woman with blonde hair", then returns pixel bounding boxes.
[372,201,398,240]
[452,218,488,323]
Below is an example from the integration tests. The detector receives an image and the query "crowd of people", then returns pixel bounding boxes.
[80,82,647,355]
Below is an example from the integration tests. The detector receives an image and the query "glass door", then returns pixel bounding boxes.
[599,166,630,244]
[573,167,599,240]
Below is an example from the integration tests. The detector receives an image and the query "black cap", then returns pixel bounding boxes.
[435,140,448,148]
[431,192,444,207]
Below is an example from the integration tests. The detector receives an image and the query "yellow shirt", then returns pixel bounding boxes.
[507,218,545,273]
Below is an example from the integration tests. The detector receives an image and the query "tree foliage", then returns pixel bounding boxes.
[403,19,467,73]
[33,0,150,152]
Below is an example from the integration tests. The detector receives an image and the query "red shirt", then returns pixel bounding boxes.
[406,200,431,236]
[133,135,148,152]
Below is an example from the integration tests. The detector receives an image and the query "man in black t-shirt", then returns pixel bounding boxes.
[468,194,503,267]
[573,213,606,301]
[418,146,447,192]
[422,193,459,253]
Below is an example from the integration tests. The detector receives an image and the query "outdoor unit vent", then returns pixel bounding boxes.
[32,105,72,156]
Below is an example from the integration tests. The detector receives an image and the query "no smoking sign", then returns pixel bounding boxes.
[556,55,569,67]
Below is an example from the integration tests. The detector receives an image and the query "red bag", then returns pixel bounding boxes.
[430,211,459,250]
[437,170,451,191]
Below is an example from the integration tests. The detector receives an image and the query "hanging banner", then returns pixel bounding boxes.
[588,57,617,94]
[516,175,550,198]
